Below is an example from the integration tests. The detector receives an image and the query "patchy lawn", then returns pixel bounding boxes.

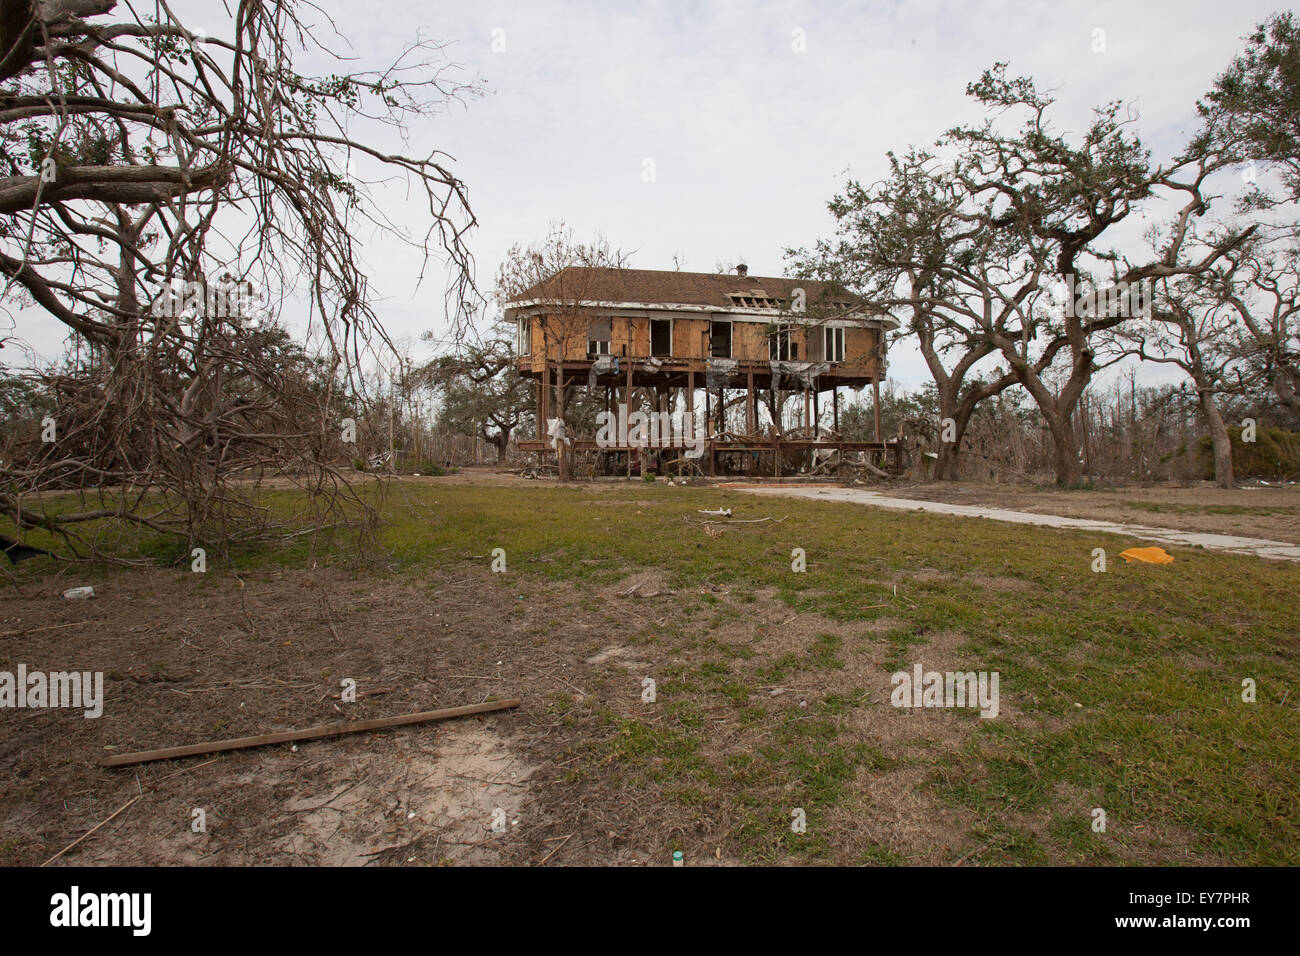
[1,477,1296,865]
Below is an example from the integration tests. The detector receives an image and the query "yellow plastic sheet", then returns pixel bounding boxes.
[1120,547,1174,564]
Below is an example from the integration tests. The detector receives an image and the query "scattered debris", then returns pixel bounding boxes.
[325,686,395,702]
[685,513,789,525]
[62,586,95,600]
[1120,547,1175,565]
[100,699,522,768]
[699,508,732,517]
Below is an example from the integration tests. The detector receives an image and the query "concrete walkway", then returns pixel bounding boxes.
[734,486,1300,562]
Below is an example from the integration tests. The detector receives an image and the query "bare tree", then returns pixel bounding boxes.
[1118,270,1244,487]
[495,223,630,481]
[1216,240,1300,419]
[0,0,479,559]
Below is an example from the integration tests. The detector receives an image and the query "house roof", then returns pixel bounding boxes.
[505,267,892,322]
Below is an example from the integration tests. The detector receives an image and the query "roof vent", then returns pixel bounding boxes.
[735,263,748,277]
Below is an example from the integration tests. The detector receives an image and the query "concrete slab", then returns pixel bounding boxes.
[734,486,1300,562]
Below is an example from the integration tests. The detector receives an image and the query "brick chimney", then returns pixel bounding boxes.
[735,263,748,277]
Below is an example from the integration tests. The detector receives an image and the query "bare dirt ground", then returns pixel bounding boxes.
[886,481,1300,545]
[2,567,554,866]
[1,560,862,867]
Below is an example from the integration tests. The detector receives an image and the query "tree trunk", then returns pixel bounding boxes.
[1049,423,1083,486]
[935,384,959,481]
[935,383,979,481]
[1274,369,1300,418]
[1199,388,1234,488]
[1029,399,1083,487]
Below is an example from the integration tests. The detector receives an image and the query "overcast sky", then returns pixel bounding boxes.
[10,0,1291,391]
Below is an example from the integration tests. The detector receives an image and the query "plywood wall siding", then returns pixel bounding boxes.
[842,326,883,376]
[678,319,709,359]
[516,312,883,376]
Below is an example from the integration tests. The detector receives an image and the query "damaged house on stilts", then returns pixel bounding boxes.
[507,264,900,478]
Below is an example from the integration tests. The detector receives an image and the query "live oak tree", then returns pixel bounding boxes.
[1197,10,1300,209]
[941,66,1255,485]
[422,326,534,463]
[0,0,477,559]
[801,63,1258,486]
[790,148,1021,480]
[1193,12,1300,427]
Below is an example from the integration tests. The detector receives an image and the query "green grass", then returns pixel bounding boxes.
[5,478,1297,864]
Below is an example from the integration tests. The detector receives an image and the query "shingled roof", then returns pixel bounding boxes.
[506,266,882,316]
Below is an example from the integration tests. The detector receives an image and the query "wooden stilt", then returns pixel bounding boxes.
[687,371,696,478]
[873,379,881,442]
[536,378,545,440]
[747,370,756,436]
[626,360,634,478]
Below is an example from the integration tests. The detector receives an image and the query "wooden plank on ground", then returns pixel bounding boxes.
[100,699,521,768]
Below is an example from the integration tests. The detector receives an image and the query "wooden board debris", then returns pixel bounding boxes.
[100,699,521,768]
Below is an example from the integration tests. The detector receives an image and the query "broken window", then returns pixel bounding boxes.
[710,321,732,358]
[825,326,845,362]
[769,325,793,361]
[651,319,672,356]
[587,317,611,356]
[517,317,531,356]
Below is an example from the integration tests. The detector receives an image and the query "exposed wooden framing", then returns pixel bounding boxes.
[687,370,695,423]
[519,438,895,452]
[513,304,897,477]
